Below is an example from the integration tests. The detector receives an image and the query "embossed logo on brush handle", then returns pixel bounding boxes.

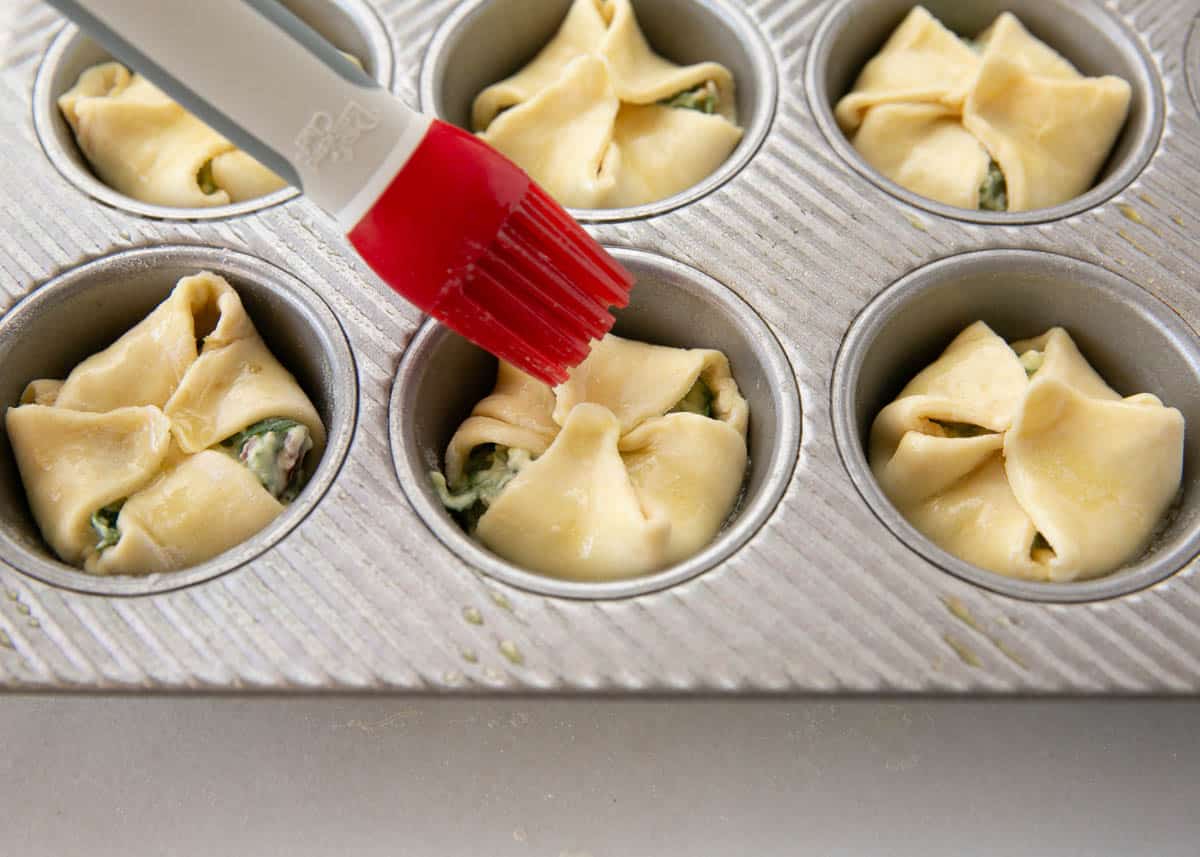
[295,103,381,167]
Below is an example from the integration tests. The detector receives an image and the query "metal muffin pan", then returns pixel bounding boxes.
[1,0,1200,693]
[1188,13,1200,119]
[419,0,778,223]
[832,249,1200,603]
[806,0,1164,225]
[32,0,395,221]
[0,245,358,596]
[391,247,801,599]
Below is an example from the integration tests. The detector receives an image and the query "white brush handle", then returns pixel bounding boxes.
[46,0,431,228]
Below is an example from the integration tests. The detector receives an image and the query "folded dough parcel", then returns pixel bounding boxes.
[433,334,750,582]
[5,273,326,576]
[835,7,1132,212]
[471,0,745,209]
[870,321,1184,583]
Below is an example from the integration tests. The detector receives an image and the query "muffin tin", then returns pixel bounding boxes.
[1,0,1199,693]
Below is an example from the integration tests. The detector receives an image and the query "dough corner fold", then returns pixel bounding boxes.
[476,402,674,581]
[5,404,173,566]
[88,450,286,576]
[1002,376,1184,581]
[164,273,325,457]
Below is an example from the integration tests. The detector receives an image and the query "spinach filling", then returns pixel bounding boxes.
[197,159,218,196]
[222,417,314,502]
[978,159,1008,212]
[669,379,714,418]
[91,501,124,553]
[432,444,533,531]
[660,81,720,114]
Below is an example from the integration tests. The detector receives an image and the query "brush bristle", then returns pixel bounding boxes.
[347,120,634,385]
[446,183,633,384]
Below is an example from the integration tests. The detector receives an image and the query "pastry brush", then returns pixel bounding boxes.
[45,0,634,385]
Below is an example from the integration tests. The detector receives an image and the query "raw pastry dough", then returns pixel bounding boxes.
[869,322,1183,581]
[91,450,285,575]
[834,6,980,131]
[472,0,744,209]
[59,61,286,207]
[438,334,750,581]
[835,8,1131,211]
[5,272,325,575]
[851,103,990,211]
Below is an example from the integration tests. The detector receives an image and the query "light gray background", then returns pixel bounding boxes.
[3,697,1198,855]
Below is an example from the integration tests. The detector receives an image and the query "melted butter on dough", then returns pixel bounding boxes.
[472,0,744,209]
[869,321,1183,582]
[836,8,1131,211]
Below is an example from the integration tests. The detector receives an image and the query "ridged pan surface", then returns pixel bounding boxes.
[0,0,1198,693]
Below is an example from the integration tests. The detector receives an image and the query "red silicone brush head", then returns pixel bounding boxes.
[347,120,634,385]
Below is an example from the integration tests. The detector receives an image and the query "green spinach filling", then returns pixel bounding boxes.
[669,379,714,418]
[91,501,124,553]
[660,81,720,114]
[222,417,314,502]
[432,444,533,531]
[978,159,1008,212]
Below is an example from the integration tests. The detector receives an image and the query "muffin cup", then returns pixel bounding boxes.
[33,0,394,221]
[419,0,777,223]
[832,249,1200,602]
[390,247,801,599]
[0,246,358,596]
[805,0,1164,225]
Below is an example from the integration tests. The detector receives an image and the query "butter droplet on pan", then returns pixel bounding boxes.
[943,633,981,668]
[1117,203,1144,225]
[499,640,524,665]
